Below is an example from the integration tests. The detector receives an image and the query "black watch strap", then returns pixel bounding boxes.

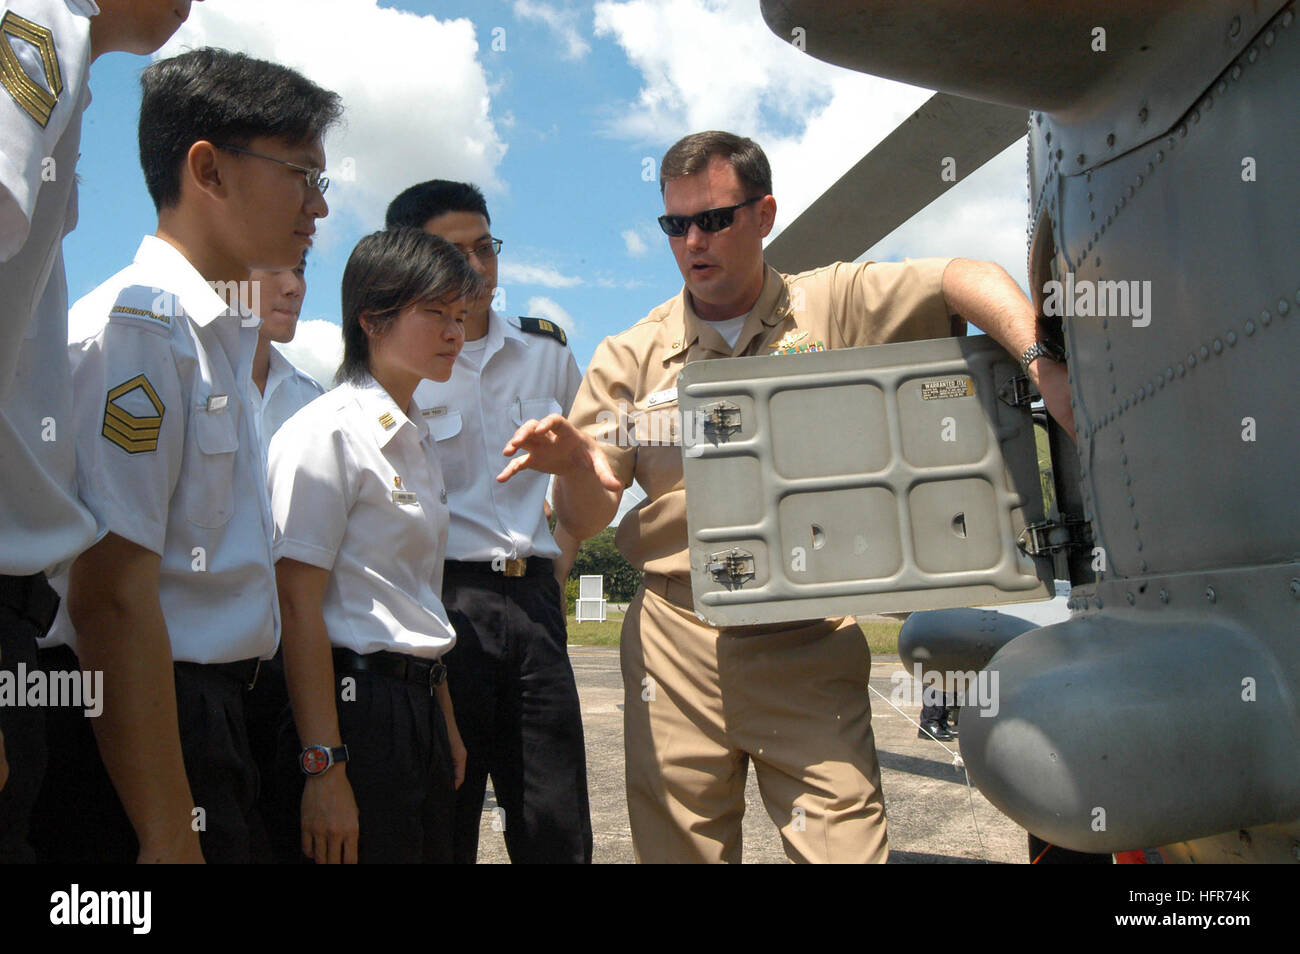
[300,743,350,777]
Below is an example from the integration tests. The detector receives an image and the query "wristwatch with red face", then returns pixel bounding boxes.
[300,744,349,777]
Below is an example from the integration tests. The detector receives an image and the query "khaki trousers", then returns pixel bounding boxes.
[620,581,888,863]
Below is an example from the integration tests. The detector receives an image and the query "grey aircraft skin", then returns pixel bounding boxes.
[685,1,1299,862]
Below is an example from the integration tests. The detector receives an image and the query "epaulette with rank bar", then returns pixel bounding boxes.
[518,315,567,346]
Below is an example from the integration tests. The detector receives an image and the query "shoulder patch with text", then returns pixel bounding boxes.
[107,286,174,336]
[518,316,567,346]
[102,374,165,454]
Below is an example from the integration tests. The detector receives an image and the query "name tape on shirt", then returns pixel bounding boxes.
[645,387,677,408]
[0,12,63,128]
[102,374,165,454]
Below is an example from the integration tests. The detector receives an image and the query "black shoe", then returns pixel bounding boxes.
[918,721,954,741]
[941,720,958,738]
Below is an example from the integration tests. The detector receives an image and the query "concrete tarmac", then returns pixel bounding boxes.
[473,646,1027,864]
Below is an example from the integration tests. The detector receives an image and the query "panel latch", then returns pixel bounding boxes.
[1017,516,1093,557]
[701,401,742,442]
[997,373,1039,408]
[707,547,755,589]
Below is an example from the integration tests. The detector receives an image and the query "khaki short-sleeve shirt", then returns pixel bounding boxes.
[568,257,955,581]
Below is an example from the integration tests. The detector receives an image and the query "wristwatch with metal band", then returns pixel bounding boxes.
[1019,339,1065,374]
[300,744,349,777]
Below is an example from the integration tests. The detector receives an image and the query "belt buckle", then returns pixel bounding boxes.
[247,657,262,692]
[503,557,527,578]
[429,661,447,690]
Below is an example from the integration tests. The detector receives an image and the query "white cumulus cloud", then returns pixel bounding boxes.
[499,262,584,287]
[513,0,591,60]
[863,139,1031,293]
[279,318,344,387]
[621,228,649,257]
[593,0,1030,277]
[525,296,577,335]
[157,0,507,245]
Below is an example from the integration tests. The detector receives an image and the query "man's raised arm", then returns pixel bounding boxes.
[941,257,1075,441]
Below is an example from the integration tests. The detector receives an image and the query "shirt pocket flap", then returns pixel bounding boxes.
[514,397,563,426]
[426,409,463,442]
[194,408,239,454]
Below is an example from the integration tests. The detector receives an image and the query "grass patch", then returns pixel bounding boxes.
[567,612,901,654]
[860,619,901,656]
[566,612,624,647]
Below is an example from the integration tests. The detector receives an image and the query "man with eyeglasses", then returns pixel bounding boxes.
[384,180,591,864]
[32,48,341,863]
[499,130,1075,863]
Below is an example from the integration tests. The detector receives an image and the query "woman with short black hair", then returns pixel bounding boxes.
[268,227,481,863]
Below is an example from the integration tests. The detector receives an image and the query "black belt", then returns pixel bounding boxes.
[0,573,61,634]
[444,557,554,579]
[333,648,447,692]
[175,657,262,691]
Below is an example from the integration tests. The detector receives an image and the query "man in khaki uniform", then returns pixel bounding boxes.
[499,131,1073,863]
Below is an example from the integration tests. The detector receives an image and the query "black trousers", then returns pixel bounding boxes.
[443,560,592,864]
[275,664,455,863]
[30,644,262,864]
[0,573,58,864]
[244,648,299,863]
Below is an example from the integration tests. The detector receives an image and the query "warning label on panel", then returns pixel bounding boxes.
[920,377,975,400]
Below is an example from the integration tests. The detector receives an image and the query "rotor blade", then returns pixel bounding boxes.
[765,92,1027,274]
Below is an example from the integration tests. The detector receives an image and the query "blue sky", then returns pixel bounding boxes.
[64,0,1030,383]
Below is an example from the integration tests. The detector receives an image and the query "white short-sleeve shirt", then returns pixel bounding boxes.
[249,345,326,463]
[46,236,280,665]
[269,375,456,659]
[0,0,99,574]
[414,310,582,562]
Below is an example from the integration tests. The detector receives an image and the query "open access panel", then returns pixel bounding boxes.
[679,335,1056,627]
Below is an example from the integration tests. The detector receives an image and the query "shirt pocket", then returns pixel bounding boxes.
[516,397,563,425]
[186,407,239,528]
[498,396,563,453]
[426,409,469,493]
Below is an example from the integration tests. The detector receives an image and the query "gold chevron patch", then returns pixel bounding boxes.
[0,12,63,128]
[102,375,165,454]
[378,412,395,430]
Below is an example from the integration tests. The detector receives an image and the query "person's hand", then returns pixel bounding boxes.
[1031,357,1075,443]
[301,769,359,864]
[496,414,622,491]
[447,721,467,790]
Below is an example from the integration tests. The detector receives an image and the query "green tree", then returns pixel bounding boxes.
[569,527,642,602]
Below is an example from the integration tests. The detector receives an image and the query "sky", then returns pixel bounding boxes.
[64,0,1032,388]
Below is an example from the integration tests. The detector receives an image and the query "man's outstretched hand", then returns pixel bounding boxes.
[496,413,623,492]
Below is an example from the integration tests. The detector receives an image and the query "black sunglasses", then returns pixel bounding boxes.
[657,196,762,237]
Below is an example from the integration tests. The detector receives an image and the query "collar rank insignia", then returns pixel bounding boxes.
[518,316,567,346]
[378,412,396,430]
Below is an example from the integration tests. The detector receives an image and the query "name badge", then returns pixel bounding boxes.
[392,490,419,505]
[646,387,677,408]
[205,394,229,412]
[421,406,448,418]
